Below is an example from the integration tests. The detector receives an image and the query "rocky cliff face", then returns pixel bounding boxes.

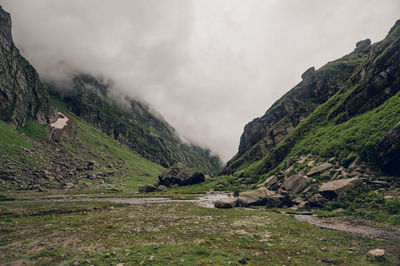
[0,6,56,126]
[226,19,400,178]
[48,74,222,174]
[227,45,368,172]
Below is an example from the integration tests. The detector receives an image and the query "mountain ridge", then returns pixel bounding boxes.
[225,18,400,180]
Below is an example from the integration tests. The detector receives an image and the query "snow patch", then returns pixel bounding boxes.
[50,112,69,129]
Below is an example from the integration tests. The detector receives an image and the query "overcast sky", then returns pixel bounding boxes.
[2,0,400,161]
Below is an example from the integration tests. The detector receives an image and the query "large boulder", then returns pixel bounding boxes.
[158,163,205,187]
[319,177,363,200]
[236,187,289,207]
[214,198,238,209]
[237,187,274,207]
[281,174,311,194]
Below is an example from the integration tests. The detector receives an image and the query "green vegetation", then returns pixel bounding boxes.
[318,191,400,225]
[55,74,222,174]
[17,120,49,140]
[0,200,398,265]
[0,120,41,168]
[53,98,165,190]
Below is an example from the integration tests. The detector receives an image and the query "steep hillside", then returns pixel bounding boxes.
[226,19,400,180]
[0,99,164,192]
[47,74,222,174]
[0,6,56,126]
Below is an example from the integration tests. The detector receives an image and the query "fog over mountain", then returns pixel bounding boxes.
[2,0,400,161]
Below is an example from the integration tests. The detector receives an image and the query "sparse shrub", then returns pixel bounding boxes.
[384,198,400,214]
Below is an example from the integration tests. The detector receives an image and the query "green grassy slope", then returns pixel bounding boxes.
[0,98,164,193]
[49,74,222,174]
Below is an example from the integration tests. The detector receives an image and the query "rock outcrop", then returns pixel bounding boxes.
[139,163,206,193]
[226,40,365,174]
[0,6,56,126]
[225,19,400,178]
[376,122,400,175]
[354,39,371,54]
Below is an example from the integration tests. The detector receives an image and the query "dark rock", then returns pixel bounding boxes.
[138,184,158,193]
[376,122,400,175]
[266,193,291,208]
[158,163,205,187]
[0,6,56,126]
[301,67,316,80]
[354,39,371,53]
[307,194,328,208]
[87,161,96,170]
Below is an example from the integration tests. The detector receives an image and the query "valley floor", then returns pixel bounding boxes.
[1,194,399,265]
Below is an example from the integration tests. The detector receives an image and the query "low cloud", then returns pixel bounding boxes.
[3,0,400,161]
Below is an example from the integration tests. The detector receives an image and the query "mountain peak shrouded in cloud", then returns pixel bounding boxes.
[2,0,400,162]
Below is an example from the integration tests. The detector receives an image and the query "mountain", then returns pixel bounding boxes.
[215,19,400,209]
[0,5,220,192]
[47,74,222,174]
[0,6,56,126]
[226,19,400,179]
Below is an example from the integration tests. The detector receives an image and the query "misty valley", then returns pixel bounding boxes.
[1,2,400,266]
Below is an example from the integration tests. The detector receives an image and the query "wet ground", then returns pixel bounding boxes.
[24,192,233,209]
[10,192,400,241]
[295,214,400,241]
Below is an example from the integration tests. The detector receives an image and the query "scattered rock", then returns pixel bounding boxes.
[319,177,363,200]
[366,248,385,259]
[256,175,278,190]
[307,194,328,208]
[87,161,96,170]
[307,160,315,167]
[281,174,311,194]
[307,162,333,176]
[157,185,167,191]
[139,184,158,193]
[348,156,360,169]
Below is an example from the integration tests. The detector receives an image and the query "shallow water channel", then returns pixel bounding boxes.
[27,192,232,209]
